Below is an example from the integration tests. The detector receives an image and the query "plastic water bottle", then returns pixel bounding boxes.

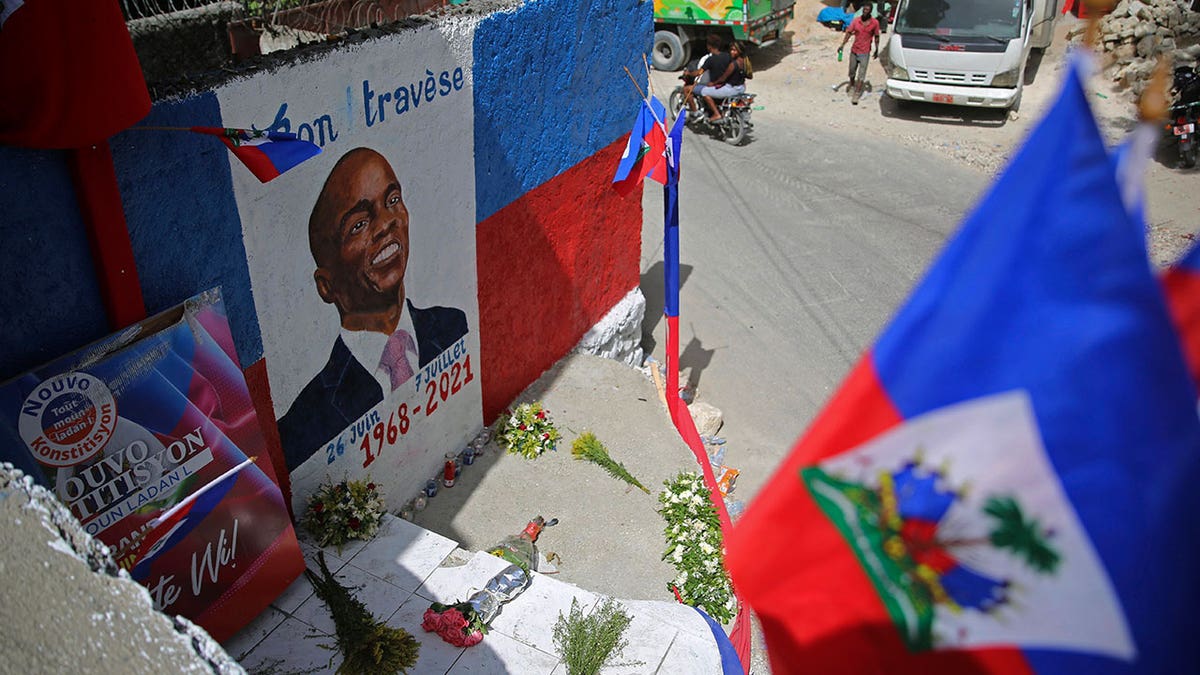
[837,48,844,62]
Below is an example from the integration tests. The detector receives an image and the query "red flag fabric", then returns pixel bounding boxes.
[0,0,150,148]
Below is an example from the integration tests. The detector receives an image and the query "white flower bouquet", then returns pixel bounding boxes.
[498,402,561,459]
[657,471,737,624]
[302,477,385,552]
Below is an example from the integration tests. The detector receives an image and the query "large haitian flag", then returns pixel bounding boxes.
[0,289,304,643]
[1161,242,1200,387]
[725,55,1200,674]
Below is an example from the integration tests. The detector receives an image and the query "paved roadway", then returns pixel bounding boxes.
[639,99,988,505]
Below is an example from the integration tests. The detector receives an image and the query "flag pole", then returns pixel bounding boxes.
[642,54,657,101]
[623,65,648,102]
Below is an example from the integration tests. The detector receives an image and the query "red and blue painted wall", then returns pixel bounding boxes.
[0,0,651,504]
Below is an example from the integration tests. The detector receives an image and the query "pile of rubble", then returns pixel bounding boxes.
[1069,0,1200,95]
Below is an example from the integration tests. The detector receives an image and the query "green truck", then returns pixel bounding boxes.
[652,0,795,71]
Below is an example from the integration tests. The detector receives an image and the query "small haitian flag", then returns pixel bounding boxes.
[131,456,255,581]
[612,98,669,197]
[726,53,1200,674]
[191,127,321,183]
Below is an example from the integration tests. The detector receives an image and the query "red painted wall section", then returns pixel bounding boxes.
[477,138,641,423]
[244,358,293,510]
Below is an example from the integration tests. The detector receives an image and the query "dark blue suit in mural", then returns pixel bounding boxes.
[278,300,467,470]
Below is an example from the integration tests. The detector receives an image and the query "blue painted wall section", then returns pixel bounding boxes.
[0,147,109,379]
[473,0,653,222]
[110,93,263,369]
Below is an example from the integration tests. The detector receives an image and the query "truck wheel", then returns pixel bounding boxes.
[653,30,690,72]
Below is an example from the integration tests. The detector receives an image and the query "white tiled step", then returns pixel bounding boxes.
[225,515,729,674]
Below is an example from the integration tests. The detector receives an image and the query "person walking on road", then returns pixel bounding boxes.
[839,2,881,105]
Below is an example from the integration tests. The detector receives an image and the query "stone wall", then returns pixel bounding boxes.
[1073,0,1200,95]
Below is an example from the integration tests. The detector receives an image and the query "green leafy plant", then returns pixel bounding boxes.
[658,471,737,624]
[984,495,1062,573]
[570,432,649,493]
[302,478,385,552]
[552,598,641,675]
[305,552,420,674]
[498,402,561,459]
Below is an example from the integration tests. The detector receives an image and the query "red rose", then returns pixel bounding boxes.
[518,424,527,431]
[348,517,361,530]
[542,433,550,439]
[313,502,324,513]
[421,608,442,632]
[367,482,376,491]
[439,626,467,647]
[536,410,546,420]
[461,630,484,647]
[440,608,469,632]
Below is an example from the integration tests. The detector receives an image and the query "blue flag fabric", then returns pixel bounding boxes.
[871,55,1200,672]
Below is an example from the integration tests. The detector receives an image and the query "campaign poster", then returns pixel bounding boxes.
[216,22,484,513]
[0,289,304,643]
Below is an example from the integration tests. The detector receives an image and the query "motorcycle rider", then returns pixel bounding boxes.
[684,34,731,120]
[700,41,750,122]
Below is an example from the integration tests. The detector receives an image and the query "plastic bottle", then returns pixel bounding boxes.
[487,515,557,574]
[837,48,844,62]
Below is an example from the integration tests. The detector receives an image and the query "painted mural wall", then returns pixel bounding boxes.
[0,0,650,512]
[216,20,483,512]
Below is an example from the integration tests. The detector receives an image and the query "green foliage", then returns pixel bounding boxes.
[305,552,420,674]
[302,478,385,553]
[552,598,641,675]
[498,402,561,459]
[658,472,737,624]
[242,0,310,16]
[984,495,1061,573]
[570,431,649,494]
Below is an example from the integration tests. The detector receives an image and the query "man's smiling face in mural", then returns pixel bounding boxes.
[309,148,410,333]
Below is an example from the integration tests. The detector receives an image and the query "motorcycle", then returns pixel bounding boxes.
[668,78,755,146]
[1167,64,1200,169]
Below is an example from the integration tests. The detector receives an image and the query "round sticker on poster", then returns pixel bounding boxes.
[19,372,118,468]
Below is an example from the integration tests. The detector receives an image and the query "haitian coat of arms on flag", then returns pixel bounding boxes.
[802,391,1133,661]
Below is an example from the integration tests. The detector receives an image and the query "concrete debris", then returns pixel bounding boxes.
[688,401,724,438]
[572,287,646,368]
[1076,0,1200,98]
[0,463,243,674]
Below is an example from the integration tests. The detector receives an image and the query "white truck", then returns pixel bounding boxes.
[883,0,1061,110]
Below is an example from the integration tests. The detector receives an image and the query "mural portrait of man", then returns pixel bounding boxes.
[277,147,469,470]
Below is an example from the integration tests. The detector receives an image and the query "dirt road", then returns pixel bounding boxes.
[667,3,1197,266]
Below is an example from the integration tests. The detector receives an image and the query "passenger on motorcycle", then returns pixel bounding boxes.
[700,41,751,122]
[683,34,727,119]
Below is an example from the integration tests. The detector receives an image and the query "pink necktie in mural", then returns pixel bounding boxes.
[378,329,416,390]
